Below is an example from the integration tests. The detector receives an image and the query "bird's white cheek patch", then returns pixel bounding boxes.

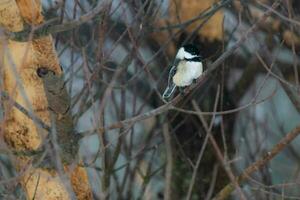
[176,48,194,59]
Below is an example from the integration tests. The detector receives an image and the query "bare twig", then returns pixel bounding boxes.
[185,87,221,200]
[10,1,110,41]
[212,124,300,200]
[205,164,219,200]
[1,91,50,131]
[101,0,281,133]
[153,0,232,32]
[192,99,247,200]
[162,123,173,200]
[257,1,300,28]
[205,0,281,75]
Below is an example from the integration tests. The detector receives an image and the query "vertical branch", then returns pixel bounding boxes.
[192,86,247,200]
[162,123,173,200]
[185,86,221,200]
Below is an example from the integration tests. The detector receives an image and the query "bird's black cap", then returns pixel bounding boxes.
[183,44,200,56]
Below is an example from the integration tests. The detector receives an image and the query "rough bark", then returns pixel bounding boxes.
[0,0,92,199]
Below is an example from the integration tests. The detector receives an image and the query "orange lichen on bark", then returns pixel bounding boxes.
[168,0,223,41]
[1,36,62,151]
[24,168,72,200]
[0,0,24,31]
[23,167,92,200]
[0,1,92,199]
[15,0,44,25]
[69,166,93,200]
[151,0,224,57]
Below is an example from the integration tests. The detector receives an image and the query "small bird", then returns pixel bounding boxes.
[162,44,203,100]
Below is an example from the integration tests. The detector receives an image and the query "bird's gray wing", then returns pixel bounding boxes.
[168,65,177,84]
[162,65,177,100]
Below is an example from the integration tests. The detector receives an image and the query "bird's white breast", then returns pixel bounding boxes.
[173,61,203,87]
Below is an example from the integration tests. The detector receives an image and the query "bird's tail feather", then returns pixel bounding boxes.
[162,82,176,100]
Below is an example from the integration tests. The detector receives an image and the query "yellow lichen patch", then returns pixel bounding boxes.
[23,168,71,200]
[32,36,62,75]
[22,166,92,200]
[69,166,93,200]
[1,36,62,151]
[0,1,92,199]
[2,40,44,151]
[15,0,44,25]
[0,0,24,32]
[169,0,223,42]
[151,0,224,58]
[1,36,93,199]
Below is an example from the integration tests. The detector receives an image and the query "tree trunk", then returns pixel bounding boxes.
[0,1,92,199]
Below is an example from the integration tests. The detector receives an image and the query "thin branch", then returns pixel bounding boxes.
[212,124,300,200]
[170,87,276,116]
[152,0,232,32]
[205,0,281,75]
[205,164,219,200]
[162,123,173,200]
[185,87,221,200]
[192,99,247,200]
[256,46,300,113]
[10,1,110,41]
[257,1,300,28]
[101,0,281,133]
[1,91,50,131]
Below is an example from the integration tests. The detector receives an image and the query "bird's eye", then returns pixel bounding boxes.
[37,67,56,78]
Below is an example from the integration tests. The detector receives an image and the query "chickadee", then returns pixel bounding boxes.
[162,44,203,100]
